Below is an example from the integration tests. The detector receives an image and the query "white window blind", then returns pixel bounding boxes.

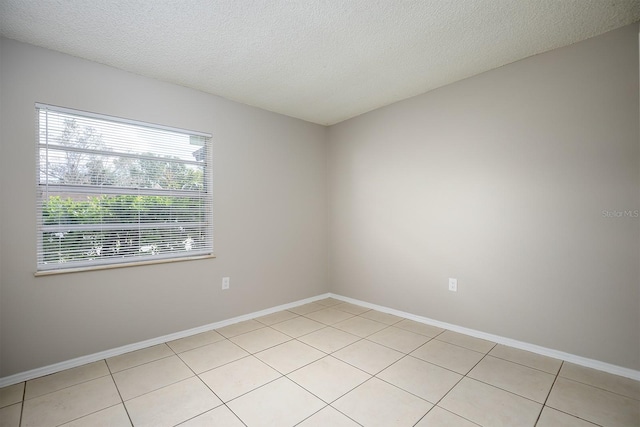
[36,104,213,272]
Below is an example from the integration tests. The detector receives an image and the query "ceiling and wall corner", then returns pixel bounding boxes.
[0,0,638,125]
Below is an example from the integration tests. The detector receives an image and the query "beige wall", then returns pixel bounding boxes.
[0,38,328,376]
[328,24,640,370]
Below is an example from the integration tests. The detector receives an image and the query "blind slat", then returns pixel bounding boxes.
[41,222,207,232]
[35,103,212,138]
[38,184,207,198]
[38,143,205,167]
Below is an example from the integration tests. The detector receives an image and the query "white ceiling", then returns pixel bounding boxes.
[1,1,638,125]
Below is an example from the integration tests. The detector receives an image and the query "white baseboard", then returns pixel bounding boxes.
[0,293,330,388]
[2,291,638,387]
[328,293,640,381]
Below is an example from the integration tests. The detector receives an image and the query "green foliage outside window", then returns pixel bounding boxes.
[41,194,206,264]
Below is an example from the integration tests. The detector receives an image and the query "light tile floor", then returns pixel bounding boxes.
[1,298,639,426]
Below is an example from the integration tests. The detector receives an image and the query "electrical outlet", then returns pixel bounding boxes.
[222,277,230,290]
[448,278,457,292]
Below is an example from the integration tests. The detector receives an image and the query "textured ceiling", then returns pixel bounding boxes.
[1,1,639,125]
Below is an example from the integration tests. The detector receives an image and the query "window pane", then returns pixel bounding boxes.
[36,104,213,271]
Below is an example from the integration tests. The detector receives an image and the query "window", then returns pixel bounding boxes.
[36,104,213,273]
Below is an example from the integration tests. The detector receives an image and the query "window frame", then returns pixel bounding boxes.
[35,103,214,275]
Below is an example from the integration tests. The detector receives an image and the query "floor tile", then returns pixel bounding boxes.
[255,310,299,326]
[304,308,354,325]
[106,344,174,373]
[333,316,388,337]
[315,297,344,307]
[333,377,432,427]
[59,403,131,426]
[180,405,245,426]
[333,340,404,375]
[367,326,430,353]
[378,356,462,403]
[394,319,445,338]
[297,327,360,353]
[489,344,561,374]
[467,356,555,403]
[22,376,121,427]
[333,302,371,315]
[125,377,220,427]
[167,330,225,354]
[359,310,403,325]
[255,340,325,374]
[0,383,24,408]
[179,340,249,374]
[297,406,361,427]
[25,360,110,400]
[215,320,264,338]
[288,302,326,315]
[269,316,325,338]
[439,377,542,427]
[415,406,479,427]
[435,331,495,353]
[411,340,485,374]
[536,406,599,427]
[113,355,193,401]
[198,356,280,402]
[0,403,21,427]
[559,363,640,400]
[288,356,371,403]
[230,327,291,353]
[227,377,325,427]
[546,377,640,427]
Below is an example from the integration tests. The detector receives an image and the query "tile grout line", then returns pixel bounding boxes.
[110,340,207,418]
[167,339,250,427]
[221,403,249,427]
[554,374,640,402]
[191,361,249,427]
[373,352,445,407]
[414,343,495,426]
[536,372,616,427]
[416,405,483,427]
[45,361,132,427]
[280,366,365,427]
[532,360,572,427]
[108,353,176,376]
[51,402,126,427]
[431,336,492,355]
[535,360,607,427]
[255,316,387,425]
[19,380,26,427]
[459,344,565,410]
[487,352,562,376]
[191,324,336,419]
[216,373,284,406]
[21,372,113,402]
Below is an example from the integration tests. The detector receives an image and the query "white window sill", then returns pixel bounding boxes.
[34,254,216,276]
